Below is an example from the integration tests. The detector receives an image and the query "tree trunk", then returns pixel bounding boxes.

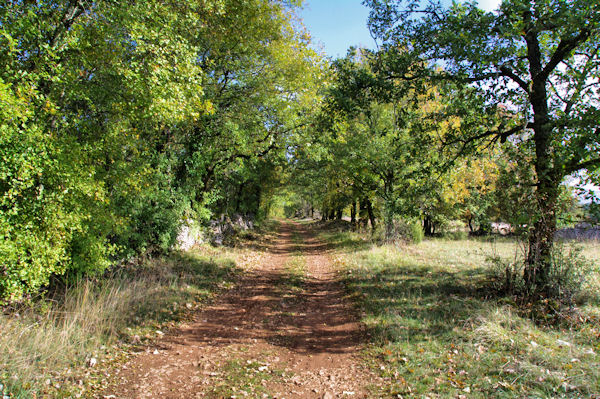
[383,175,395,240]
[359,198,368,228]
[233,183,244,213]
[423,215,434,236]
[350,200,357,225]
[521,11,561,297]
[524,171,560,296]
[385,200,394,241]
[336,208,342,220]
[366,199,376,232]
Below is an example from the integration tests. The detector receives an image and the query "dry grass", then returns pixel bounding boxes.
[0,249,238,398]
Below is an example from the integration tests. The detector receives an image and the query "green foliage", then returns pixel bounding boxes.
[365,0,600,295]
[0,0,325,302]
[394,218,424,243]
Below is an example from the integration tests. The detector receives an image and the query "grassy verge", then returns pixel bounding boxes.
[0,247,241,399]
[322,228,600,398]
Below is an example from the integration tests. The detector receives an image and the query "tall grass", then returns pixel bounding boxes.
[0,251,237,398]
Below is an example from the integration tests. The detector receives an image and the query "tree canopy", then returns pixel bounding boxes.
[362,0,600,295]
[0,0,324,301]
[1,0,598,303]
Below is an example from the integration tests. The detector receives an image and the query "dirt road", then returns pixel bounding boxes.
[104,221,376,398]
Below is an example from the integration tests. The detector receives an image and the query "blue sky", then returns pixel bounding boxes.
[298,0,502,58]
[298,0,376,59]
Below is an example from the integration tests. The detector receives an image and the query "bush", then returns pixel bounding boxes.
[441,220,469,240]
[376,218,424,244]
[489,243,595,306]
[407,219,424,243]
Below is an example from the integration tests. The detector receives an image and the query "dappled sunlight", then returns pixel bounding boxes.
[328,228,600,397]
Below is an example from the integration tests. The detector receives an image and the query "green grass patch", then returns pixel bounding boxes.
[0,249,239,398]
[326,230,600,398]
[277,225,307,291]
[207,358,285,398]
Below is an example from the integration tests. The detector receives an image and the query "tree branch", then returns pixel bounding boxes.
[565,156,600,175]
[498,65,529,92]
[540,28,591,81]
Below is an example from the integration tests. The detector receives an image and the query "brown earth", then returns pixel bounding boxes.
[102,221,378,399]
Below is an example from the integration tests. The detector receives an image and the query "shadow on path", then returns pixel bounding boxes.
[167,222,362,355]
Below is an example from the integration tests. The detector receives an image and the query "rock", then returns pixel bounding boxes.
[323,393,334,399]
[176,220,205,250]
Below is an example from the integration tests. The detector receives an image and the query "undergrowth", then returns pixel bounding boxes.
[0,250,238,398]
[322,227,600,398]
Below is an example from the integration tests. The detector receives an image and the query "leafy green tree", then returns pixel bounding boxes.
[295,50,452,238]
[365,0,600,295]
[0,0,323,302]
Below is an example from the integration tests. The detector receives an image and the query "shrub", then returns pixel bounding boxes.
[376,218,424,244]
[408,219,424,243]
[441,220,469,240]
[489,242,595,306]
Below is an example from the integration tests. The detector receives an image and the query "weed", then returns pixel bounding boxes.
[489,241,597,308]
[207,359,284,398]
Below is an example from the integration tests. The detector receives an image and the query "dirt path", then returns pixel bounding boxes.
[104,221,377,398]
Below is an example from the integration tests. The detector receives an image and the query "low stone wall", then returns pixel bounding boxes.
[209,213,255,246]
[556,227,600,241]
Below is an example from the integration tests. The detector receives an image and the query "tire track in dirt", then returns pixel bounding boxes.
[103,221,378,398]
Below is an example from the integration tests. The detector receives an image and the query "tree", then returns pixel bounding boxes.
[0,0,324,302]
[292,50,453,239]
[365,0,600,295]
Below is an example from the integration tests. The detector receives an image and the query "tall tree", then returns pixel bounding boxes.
[0,0,323,302]
[365,0,600,295]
